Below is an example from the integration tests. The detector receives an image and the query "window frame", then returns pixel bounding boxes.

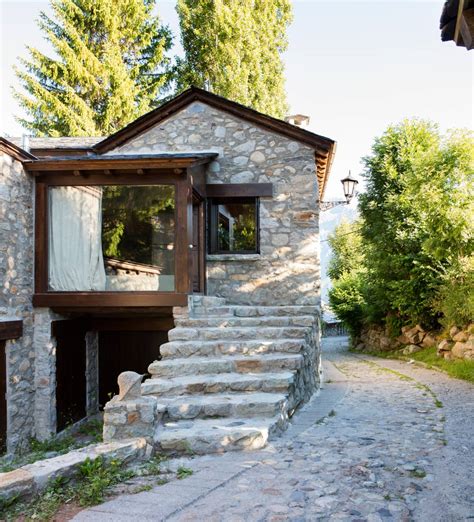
[33,170,191,308]
[208,197,260,255]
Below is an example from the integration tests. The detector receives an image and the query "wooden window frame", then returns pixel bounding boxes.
[33,170,191,308]
[208,197,260,255]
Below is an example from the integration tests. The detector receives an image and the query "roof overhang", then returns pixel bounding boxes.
[22,152,218,173]
[440,0,474,49]
[0,137,37,162]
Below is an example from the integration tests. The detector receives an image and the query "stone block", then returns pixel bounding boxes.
[421,333,437,348]
[452,330,468,343]
[437,339,453,354]
[449,326,461,339]
[452,342,469,359]
[0,468,34,501]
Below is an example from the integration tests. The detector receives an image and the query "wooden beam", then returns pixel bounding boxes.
[455,0,466,44]
[460,8,474,49]
[33,292,189,308]
[23,154,217,172]
[206,183,273,198]
[0,320,23,340]
[87,317,174,332]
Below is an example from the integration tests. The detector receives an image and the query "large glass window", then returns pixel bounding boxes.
[48,185,175,291]
[209,198,258,254]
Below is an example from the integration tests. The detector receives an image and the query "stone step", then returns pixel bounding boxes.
[148,353,303,378]
[190,305,319,318]
[156,416,280,455]
[190,296,227,307]
[159,392,288,421]
[175,315,316,329]
[159,339,304,358]
[168,326,308,342]
[142,371,295,397]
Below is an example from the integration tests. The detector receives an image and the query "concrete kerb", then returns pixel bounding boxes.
[0,438,152,504]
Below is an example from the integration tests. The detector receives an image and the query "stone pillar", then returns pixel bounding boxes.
[33,309,60,440]
[85,331,99,415]
[103,372,162,445]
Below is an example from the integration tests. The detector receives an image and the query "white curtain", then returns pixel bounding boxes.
[49,186,106,291]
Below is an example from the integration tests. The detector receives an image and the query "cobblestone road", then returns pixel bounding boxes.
[74,337,474,522]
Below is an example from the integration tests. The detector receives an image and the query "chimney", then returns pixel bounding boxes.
[21,134,30,153]
[284,114,310,128]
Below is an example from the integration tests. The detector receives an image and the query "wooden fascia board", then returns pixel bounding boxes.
[23,155,217,172]
[0,137,37,162]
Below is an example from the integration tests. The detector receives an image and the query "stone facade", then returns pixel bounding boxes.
[0,152,35,452]
[109,101,321,306]
[0,152,100,452]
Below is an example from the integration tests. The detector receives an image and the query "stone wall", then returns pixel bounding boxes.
[0,152,35,452]
[353,323,474,362]
[109,101,321,306]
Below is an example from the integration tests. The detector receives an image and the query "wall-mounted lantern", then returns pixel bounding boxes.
[320,171,359,211]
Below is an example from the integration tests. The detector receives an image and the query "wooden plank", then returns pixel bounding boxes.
[206,183,273,198]
[37,171,181,185]
[24,155,217,172]
[34,183,48,293]
[454,0,466,44]
[175,177,190,294]
[0,320,23,340]
[32,292,189,308]
[88,317,174,331]
[460,8,474,49]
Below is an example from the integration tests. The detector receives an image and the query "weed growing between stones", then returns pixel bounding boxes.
[0,417,104,472]
[0,453,189,520]
[177,466,194,480]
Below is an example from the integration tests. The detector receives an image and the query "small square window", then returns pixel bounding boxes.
[208,197,259,254]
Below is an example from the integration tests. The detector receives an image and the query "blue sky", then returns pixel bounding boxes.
[0,0,472,199]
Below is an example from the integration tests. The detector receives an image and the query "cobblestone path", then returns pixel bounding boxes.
[74,337,474,522]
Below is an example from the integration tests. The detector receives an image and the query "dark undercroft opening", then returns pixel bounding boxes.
[52,312,172,431]
[98,330,167,408]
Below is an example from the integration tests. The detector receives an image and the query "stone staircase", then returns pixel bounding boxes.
[142,296,321,455]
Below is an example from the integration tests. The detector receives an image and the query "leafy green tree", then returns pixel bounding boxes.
[327,221,368,336]
[175,0,292,118]
[358,120,474,327]
[14,0,172,136]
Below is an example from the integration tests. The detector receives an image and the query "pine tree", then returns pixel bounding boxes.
[176,0,292,119]
[14,0,172,137]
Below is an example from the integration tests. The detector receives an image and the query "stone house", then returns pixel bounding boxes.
[0,88,336,454]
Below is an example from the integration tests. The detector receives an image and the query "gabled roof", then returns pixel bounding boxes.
[0,137,37,162]
[93,87,336,198]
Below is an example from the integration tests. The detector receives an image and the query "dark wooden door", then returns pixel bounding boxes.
[54,321,87,432]
[192,196,205,293]
[0,341,6,454]
[98,331,167,408]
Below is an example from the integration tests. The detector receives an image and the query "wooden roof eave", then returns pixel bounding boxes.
[0,137,37,162]
[22,153,218,173]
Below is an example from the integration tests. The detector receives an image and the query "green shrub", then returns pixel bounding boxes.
[437,257,474,328]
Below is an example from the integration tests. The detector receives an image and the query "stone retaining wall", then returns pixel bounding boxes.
[353,323,474,362]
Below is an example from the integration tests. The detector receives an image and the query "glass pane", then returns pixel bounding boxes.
[217,202,256,252]
[48,185,175,292]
